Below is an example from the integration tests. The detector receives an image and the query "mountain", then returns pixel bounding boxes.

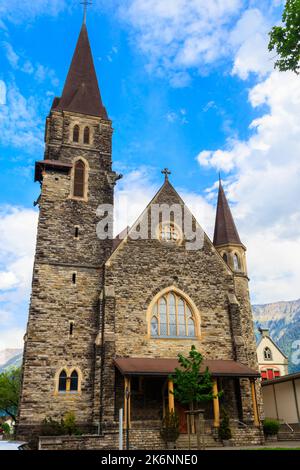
[0,348,23,373]
[252,299,300,374]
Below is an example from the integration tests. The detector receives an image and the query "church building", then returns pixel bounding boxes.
[17,17,264,449]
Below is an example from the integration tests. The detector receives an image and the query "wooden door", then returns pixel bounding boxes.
[176,401,188,434]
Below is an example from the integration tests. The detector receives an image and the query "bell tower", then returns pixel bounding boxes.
[17,20,120,438]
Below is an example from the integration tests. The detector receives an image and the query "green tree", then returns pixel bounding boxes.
[268,0,300,74]
[170,345,221,410]
[0,367,21,422]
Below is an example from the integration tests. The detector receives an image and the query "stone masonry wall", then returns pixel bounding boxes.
[100,181,258,427]
[17,108,115,438]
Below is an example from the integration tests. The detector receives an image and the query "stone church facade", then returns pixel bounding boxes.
[17,20,264,448]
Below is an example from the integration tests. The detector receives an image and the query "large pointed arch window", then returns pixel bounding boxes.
[73,159,86,198]
[150,291,197,338]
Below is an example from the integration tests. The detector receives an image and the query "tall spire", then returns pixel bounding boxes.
[213,179,242,247]
[53,21,108,119]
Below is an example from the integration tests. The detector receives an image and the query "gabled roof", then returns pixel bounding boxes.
[213,180,242,247]
[52,23,108,119]
[106,178,232,275]
[257,334,288,359]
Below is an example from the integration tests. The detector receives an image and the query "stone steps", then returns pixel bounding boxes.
[176,433,221,449]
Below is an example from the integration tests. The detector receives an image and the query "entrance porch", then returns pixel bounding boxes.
[114,357,262,448]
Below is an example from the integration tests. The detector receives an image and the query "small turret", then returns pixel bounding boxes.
[213,179,247,275]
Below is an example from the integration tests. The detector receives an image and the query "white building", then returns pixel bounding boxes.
[257,328,288,380]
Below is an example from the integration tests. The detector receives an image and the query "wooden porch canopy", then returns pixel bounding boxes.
[114,357,260,378]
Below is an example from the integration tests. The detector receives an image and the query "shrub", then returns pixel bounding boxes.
[160,410,180,443]
[40,417,65,436]
[63,411,80,436]
[1,423,11,435]
[263,418,280,436]
[219,408,232,441]
[41,412,81,436]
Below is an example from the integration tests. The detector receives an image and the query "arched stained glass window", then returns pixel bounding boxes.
[70,370,79,392]
[73,160,86,198]
[150,291,197,338]
[58,370,67,392]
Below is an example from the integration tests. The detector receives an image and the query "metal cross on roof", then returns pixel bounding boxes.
[81,0,92,25]
[161,168,171,181]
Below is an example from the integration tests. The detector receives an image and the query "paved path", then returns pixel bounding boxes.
[206,441,300,450]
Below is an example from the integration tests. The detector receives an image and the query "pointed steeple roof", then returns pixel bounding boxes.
[213,179,242,246]
[53,23,108,119]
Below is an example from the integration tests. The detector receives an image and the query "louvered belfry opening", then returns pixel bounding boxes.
[84,126,90,144]
[73,160,85,197]
[73,125,80,142]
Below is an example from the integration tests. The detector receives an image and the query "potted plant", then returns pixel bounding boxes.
[263,418,280,441]
[160,410,180,449]
[219,408,232,446]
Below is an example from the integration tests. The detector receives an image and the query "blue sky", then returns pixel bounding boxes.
[0,0,300,349]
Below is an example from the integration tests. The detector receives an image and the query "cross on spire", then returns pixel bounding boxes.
[161,168,171,181]
[81,0,92,25]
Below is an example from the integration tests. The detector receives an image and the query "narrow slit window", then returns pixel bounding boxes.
[69,321,74,336]
[73,160,85,198]
[70,370,79,392]
[58,370,67,392]
[73,125,80,143]
[72,273,76,284]
[83,126,90,145]
[75,227,79,239]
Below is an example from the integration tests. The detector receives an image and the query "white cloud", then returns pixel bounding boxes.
[2,41,59,86]
[118,0,244,82]
[0,206,37,348]
[197,69,300,303]
[0,272,18,291]
[0,80,6,105]
[2,41,19,69]
[115,1,282,85]
[230,8,273,79]
[0,328,25,350]
[114,168,157,235]
[0,310,11,325]
[0,0,68,24]
[0,83,44,152]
